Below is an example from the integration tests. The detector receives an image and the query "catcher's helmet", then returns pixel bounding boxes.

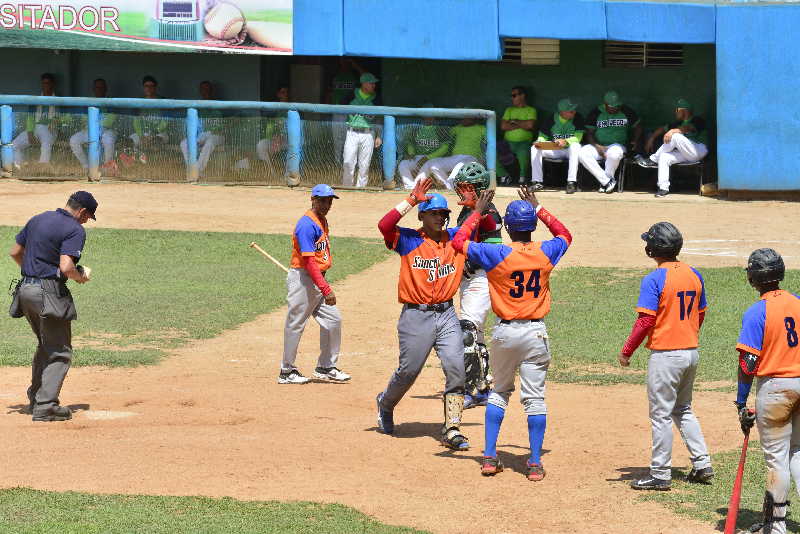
[504,200,537,232]
[641,222,683,258]
[746,248,785,285]
[454,161,490,193]
[418,193,451,213]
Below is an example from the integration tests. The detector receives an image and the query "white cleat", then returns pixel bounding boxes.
[313,367,351,382]
[278,370,311,384]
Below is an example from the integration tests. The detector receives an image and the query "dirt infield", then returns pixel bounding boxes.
[1,181,799,534]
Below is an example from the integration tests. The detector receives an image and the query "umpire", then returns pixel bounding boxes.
[8,191,97,422]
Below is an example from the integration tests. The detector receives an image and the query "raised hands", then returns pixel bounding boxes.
[517,184,540,209]
[475,189,495,215]
[455,182,478,209]
[408,177,434,206]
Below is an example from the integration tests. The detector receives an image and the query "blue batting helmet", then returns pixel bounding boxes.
[417,193,451,213]
[504,200,537,232]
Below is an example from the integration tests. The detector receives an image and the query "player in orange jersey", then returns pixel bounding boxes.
[734,248,800,534]
[619,222,712,491]
[452,185,571,481]
[375,177,495,451]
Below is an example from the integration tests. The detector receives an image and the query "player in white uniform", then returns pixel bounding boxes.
[69,78,118,174]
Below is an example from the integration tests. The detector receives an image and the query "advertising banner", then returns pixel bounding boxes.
[0,1,292,54]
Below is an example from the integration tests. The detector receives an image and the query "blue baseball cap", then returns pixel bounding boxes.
[417,193,450,213]
[311,184,339,199]
[69,190,98,220]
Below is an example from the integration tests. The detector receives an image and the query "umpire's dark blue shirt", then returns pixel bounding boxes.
[15,209,86,279]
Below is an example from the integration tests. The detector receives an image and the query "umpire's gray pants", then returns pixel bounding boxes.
[755,377,800,534]
[281,268,341,373]
[647,349,711,480]
[380,305,465,410]
[19,282,73,410]
[488,319,550,414]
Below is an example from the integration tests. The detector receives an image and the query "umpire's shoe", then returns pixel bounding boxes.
[32,405,72,422]
[376,393,394,435]
[686,466,714,484]
[630,476,671,491]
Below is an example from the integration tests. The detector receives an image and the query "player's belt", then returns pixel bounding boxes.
[405,300,453,312]
[499,318,542,324]
[348,127,372,133]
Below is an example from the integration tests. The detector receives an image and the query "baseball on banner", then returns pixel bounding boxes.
[204,2,246,40]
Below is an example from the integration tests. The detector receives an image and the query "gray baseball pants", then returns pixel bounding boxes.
[488,319,550,414]
[755,377,800,534]
[281,268,341,373]
[647,349,711,480]
[379,305,465,410]
[19,282,73,410]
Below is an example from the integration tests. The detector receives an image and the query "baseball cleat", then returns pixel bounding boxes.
[442,429,470,450]
[376,393,394,435]
[527,462,546,482]
[630,476,671,491]
[313,367,351,382]
[655,189,669,198]
[278,370,310,384]
[464,392,488,410]
[635,155,658,168]
[531,182,544,192]
[32,405,72,422]
[481,456,504,476]
[603,179,617,193]
[686,466,714,484]
[565,182,577,194]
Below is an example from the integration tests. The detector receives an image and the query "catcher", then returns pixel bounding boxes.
[453,162,502,409]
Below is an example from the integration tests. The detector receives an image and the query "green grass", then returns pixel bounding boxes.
[640,439,797,532]
[0,488,430,534]
[246,9,293,24]
[0,227,390,367]
[541,267,800,385]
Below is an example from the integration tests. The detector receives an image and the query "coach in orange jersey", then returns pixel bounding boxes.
[734,248,800,534]
[452,186,572,482]
[375,177,496,451]
[619,222,713,491]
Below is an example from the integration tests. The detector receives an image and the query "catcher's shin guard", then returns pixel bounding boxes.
[477,342,492,392]
[461,320,485,395]
[441,393,469,450]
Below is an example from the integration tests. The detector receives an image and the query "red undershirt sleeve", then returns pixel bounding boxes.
[304,256,332,296]
[479,213,496,232]
[622,312,656,357]
[452,211,482,253]
[378,208,403,248]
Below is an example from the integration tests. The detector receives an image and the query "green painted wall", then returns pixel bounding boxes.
[381,41,715,138]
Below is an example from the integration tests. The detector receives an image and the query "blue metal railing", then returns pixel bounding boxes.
[0,95,496,186]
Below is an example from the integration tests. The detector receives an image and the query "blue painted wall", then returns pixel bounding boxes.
[499,0,607,40]
[294,1,343,56]
[606,1,715,44]
[342,0,501,60]
[716,3,800,190]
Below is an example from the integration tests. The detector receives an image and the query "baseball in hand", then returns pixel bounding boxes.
[204,2,245,40]
[78,265,92,280]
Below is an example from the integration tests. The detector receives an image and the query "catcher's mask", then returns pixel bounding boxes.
[454,161,490,194]
[746,248,785,286]
[641,222,683,258]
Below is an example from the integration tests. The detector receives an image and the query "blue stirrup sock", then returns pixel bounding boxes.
[528,414,547,465]
[483,403,505,458]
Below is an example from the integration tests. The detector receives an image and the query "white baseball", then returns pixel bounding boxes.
[246,21,292,50]
[204,2,245,40]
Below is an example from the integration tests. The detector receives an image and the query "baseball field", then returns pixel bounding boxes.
[1,181,799,533]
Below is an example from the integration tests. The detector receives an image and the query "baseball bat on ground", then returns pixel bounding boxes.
[248,242,290,273]
[724,431,750,534]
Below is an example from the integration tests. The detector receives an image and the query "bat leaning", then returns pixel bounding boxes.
[248,242,290,274]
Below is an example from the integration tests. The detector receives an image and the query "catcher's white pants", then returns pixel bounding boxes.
[130,132,168,147]
[397,155,427,189]
[755,377,800,534]
[70,129,117,168]
[646,349,711,480]
[459,269,491,343]
[531,143,581,184]
[579,143,625,186]
[426,154,477,190]
[488,319,550,415]
[342,129,374,188]
[13,124,54,164]
[180,132,224,172]
[650,133,707,192]
[282,268,341,374]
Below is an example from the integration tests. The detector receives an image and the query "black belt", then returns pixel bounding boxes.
[499,318,542,324]
[406,300,453,312]
[348,127,371,133]
[22,276,43,285]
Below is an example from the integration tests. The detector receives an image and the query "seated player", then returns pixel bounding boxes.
[452,185,572,481]
[419,117,485,190]
[69,78,118,175]
[397,115,449,190]
[638,98,708,198]
[129,75,168,162]
[530,98,584,194]
[180,81,225,180]
[12,73,61,171]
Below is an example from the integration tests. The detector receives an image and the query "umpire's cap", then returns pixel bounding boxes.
[746,248,785,285]
[418,193,450,213]
[641,222,682,257]
[69,191,98,220]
